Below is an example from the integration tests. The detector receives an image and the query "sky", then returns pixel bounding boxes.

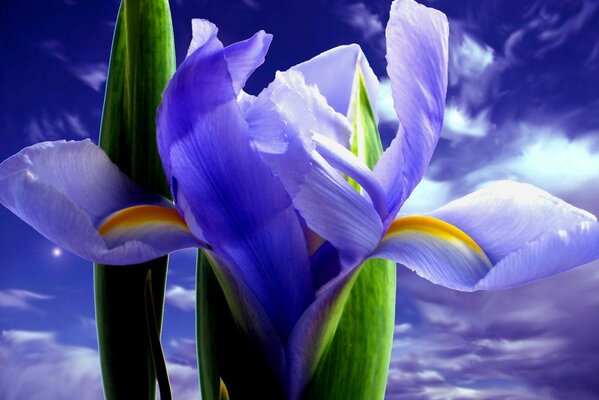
[1,0,599,399]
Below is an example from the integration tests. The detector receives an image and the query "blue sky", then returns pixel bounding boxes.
[1,0,599,399]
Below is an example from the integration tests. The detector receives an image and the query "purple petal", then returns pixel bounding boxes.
[313,133,388,219]
[429,181,599,290]
[374,215,493,291]
[374,0,449,216]
[292,44,379,120]
[157,26,313,339]
[286,266,361,400]
[187,19,219,56]
[0,140,197,264]
[223,30,272,94]
[373,181,599,291]
[207,252,286,381]
[249,69,384,263]
[188,19,272,95]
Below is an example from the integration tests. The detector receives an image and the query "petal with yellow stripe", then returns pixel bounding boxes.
[0,140,199,265]
[373,215,492,291]
[98,204,201,251]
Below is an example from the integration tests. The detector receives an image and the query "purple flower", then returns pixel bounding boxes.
[1,0,598,397]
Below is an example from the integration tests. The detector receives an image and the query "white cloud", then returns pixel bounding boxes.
[0,330,102,400]
[501,127,599,195]
[448,30,505,111]
[442,105,492,140]
[413,121,599,217]
[462,126,599,200]
[0,289,52,311]
[337,3,384,41]
[1,330,55,344]
[165,285,195,311]
[167,363,201,400]
[376,79,397,123]
[394,323,412,335]
[379,85,494,142]
[0,330,200,400]
[450,34,494,80]
[69,62,107,92]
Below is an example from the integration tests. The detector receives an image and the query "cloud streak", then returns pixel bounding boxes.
[69,62,107,92]
[336,3,384,41]
[0,289,53,311]
[24,112,90,143]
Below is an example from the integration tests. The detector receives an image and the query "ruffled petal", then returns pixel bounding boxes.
[374,0,449,216]
[373,181,599,291]
[249,69,384,263]
[157,25,313,339]
[223,30,272,94]
[292,44,379,123]
[188,19,272,95]
[0,140,197,265]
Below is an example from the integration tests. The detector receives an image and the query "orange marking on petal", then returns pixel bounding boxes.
[98,205,189,236]
[384,215,486,255]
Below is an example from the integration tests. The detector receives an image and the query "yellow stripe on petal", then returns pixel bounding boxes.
[98,205,189,236]
[384,215,487,257]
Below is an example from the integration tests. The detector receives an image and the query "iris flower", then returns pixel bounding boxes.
[1,0,598,398]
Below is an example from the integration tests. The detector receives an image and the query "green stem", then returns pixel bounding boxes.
[94,260,168,399]
[195,251,285,399]
[144,270,172,400]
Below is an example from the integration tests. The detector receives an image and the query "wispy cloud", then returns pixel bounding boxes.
[24,112,90,143]
[69,62,107,92]
[165,285,195,312]
[335,2,384,47]
[39,40,68,62]
[450,33,495,80]
[241,0,261,10]
[442,105,493,140]
[505,0,599,63]
[448,29,505,113]
[0,289,52,311]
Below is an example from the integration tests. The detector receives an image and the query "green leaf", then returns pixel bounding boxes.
[306,66,396,400]
[305,259,396,400]
[99,0,175,193]
[348,64,384,191]
[94,0,176,399]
